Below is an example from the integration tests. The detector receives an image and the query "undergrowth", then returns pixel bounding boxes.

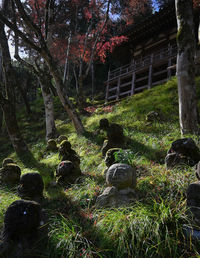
[0,77,200,257]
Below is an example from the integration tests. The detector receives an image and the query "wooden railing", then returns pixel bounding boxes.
[105,44,177,102]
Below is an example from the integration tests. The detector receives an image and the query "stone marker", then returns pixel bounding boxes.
[0,164,21,185]
[96,163,137,208]
[18,172,44,202]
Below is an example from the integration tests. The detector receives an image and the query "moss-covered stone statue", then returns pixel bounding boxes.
[99,118,125,156]
[96,163,137,208]
[56,160,82,186]
[18,172,44,202]
[0,199,47,258]
[2,158,15,167]
[58,140,80,169]
[46,139,58,152]
[57,135,68,144]
[0,163,21,185]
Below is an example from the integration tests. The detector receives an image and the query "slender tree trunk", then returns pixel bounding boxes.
[17,80,32,114]
[175,0,199,134]
[39,76,58,141]
[42,52,85,134]
[0,107,3,134]
[0,19,28,154]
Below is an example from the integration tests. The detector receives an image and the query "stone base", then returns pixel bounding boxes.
[95,186,136,208]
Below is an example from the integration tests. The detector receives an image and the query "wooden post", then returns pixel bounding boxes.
[131,71,136,95]
[117,77,120,100]
[105,70,110,103]
[148,54,153,89]
[167,44,172,79]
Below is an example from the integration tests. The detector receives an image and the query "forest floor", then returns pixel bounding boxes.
[1,77,200,257]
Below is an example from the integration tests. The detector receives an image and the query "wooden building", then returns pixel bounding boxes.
[105,3,177,102]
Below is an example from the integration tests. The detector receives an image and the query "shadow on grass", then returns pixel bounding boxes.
[17,150,55,185]
[126,137,167,164]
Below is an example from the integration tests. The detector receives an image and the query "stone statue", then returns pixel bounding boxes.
[165,138,200,169]
[18,172,44,202]
[0,163,21,185]
[96,163,137,208]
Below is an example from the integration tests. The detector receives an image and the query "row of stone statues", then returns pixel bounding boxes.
[1,118,200,256]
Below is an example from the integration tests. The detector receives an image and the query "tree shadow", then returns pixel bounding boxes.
[125,137,167,164]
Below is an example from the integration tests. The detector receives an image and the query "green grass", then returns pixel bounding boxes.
[0,77,200,257]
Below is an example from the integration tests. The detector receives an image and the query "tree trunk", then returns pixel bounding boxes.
[42,52,85,135]
[1,98,28,153]
[0,19,28,154]
[0,107,3,134]
[175,0,199,135]
[17,79,32,114]
[39,76,58,141]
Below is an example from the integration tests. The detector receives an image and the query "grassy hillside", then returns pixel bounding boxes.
[1,77,200,257]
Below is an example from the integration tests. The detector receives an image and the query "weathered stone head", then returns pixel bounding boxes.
[0,199,46,258]
[18,173,44,201]
[96,163,137,208]
[0,164,21,185]
[99,118,109,130]
[106,163,136,190]
[57,135,68,144]
[105,148,121,167]
[2,158,15,167]
[46,139,58,151]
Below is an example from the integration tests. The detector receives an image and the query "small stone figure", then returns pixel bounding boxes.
[99,118,125,156]
[2,158,15,167]
[96,163,137,208]
[0,200,47,258]
[58,140,80,168]
[103,148,121,177]
[146,111,159,124]
[105,148,121,167]
[18,173,44,202]
[56,160,82,186]
[165,138,200,169]
[0,164,21,185]
[187,182,200,226]
[57,135,68,144]
[46,139,58,152]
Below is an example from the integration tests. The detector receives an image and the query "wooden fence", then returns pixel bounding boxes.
[105,44,177,102]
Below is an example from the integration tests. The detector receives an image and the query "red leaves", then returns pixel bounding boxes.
[97,36,128,62]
